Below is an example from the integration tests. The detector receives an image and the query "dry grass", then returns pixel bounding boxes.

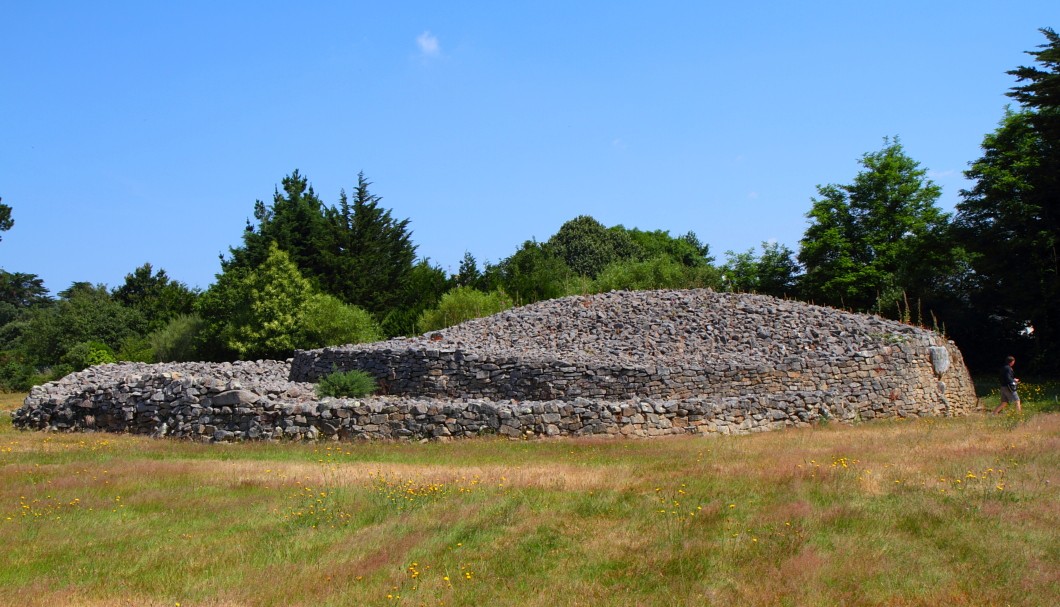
[0,392,25,413]
[0,398,1057,606]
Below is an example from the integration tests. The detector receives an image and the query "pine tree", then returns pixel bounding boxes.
[112,263,197,331]
[225,170,329,279]
[0,197,12,240]
[320,172,416,315]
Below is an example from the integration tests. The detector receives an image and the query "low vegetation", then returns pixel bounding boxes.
[315,369,379,399]
[1,384,1056,606]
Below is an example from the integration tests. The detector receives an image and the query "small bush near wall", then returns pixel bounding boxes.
[315,369,378,398]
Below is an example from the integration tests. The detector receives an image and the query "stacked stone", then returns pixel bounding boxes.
[294,290,920,375]
[14,361,313,440]
[291,289,976,413]
[13,289,978,442]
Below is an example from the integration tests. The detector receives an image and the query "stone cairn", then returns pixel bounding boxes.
[14,289,978,442]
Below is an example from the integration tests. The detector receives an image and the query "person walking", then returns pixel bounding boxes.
[993,355,1022,415]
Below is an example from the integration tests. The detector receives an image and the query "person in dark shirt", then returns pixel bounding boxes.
[992,355,1022,415]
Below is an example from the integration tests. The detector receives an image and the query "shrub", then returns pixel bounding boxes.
[315,369,378,398]
[116,335,154,363]
[417,287,513,333]
[298,294,382,349]
[61,341,116,371]
[592,256,692,292]
[151,313,206,362]
[380,307,421,338]
[30,364,73,386]
[0,351,35,391]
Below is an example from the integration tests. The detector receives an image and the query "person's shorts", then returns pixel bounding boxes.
[1000,386,1020,403]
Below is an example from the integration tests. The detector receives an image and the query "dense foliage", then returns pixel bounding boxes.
[722,242,800,298]
[2,28,1059,389]
[798,137,962,314]
[417,286,514,333]
[197,244,383,361]
[314,368,379,398]
[937,27,1060,371]
[224,171,417,318]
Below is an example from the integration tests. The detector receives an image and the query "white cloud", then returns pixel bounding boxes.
[417,31,440,56]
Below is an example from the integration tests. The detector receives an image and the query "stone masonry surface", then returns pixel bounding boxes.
[14,289,978,442]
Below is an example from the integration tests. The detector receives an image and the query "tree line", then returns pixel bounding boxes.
[1,28,1057,389]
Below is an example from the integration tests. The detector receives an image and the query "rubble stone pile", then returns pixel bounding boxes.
[14,289,978,442]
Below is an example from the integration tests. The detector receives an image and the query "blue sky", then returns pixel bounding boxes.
[1,1,1055,294]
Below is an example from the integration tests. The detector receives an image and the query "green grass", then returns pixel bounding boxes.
[972,376,1060,414]
[0,389,1057,606]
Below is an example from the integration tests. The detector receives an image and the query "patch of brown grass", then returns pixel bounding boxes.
[222,459,639,493]
[0,392,27,412]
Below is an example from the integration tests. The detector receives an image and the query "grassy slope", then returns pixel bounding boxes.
[0,390,1057,607]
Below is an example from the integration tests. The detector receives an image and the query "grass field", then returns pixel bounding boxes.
[1,389,1057,607]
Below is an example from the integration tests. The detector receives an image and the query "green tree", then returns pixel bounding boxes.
[547,215,641,278]
[150,314,206,363]
[195,266,249,361]
[225,171,417,319]
[455,251,483,288]
[493,240,578,305]
[952,29,1060,370]
[490,219,721,304]
[798,138,957,313]
[679,231,714,263]
[721,249,759,294]
[20,283,147,368]
[624,228,712,267]
[0,271,50,310]
[722,242,800,297]
[226,243,314,360]
[112,263,198,331]
[61,341,117,371]
[0,197,12,240]
[757,242,801,297]
[955,109,1058,367]
[1007,27,1060,143]
[320,173,417,315]
[202,244,383,360]
[0,271,50,328]
[225,170,329,277]
[0,349,36,391]
[0,268,52,390]
[380,259,452,337]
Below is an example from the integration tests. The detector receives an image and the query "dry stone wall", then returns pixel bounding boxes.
[14,290,978,442]
[292,290,976,413]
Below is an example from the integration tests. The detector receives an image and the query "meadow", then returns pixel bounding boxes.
[0,389,1057,607]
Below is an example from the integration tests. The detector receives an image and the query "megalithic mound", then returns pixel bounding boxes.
[292,289,977,417]
[16,289,978,442]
